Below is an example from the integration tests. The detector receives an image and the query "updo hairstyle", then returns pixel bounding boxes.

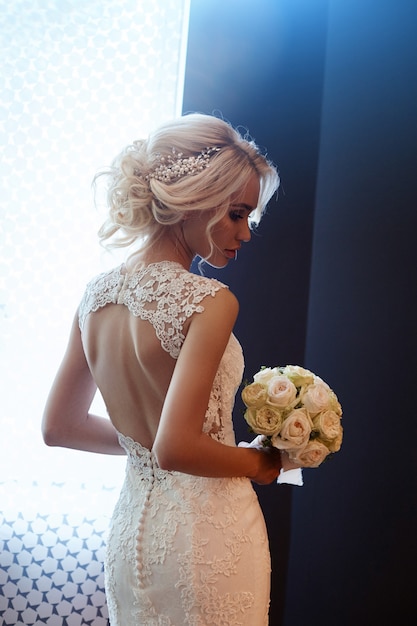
[95,113,279,251]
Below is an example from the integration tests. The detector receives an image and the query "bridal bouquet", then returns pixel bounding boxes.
[241,365,343,468]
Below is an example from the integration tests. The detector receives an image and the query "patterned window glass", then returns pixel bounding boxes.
[0,2,189,623]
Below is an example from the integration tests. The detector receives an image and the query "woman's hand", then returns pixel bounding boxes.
[249,446,283,485]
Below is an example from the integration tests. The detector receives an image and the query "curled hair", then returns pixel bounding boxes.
[95,113,280,254]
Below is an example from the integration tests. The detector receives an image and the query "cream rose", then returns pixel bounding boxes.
[287,440,330,468]
[244,406,283,436]
[301,381,332,415]
[312,410,342,441]
[326,428,343,452]
[283,365,314,388]
[329,391,343,416]
[253,366,281,385]
[267,375,297,408]
[271,408,312,450]
[241,382,268,408]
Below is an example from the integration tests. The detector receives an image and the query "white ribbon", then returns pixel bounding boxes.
[238,436,304,486]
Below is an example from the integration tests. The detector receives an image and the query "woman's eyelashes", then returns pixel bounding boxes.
[229,210,245,221]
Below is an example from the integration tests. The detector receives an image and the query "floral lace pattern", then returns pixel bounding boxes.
[79,261,271,625]
[78,261,225,358]
[105,436,271,625]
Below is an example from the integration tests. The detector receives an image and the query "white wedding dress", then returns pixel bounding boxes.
[78,261,271,626]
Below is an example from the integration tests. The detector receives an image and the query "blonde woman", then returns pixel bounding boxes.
[43,113,281,625]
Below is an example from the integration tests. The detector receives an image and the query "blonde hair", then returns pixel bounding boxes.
[95,113,279,254]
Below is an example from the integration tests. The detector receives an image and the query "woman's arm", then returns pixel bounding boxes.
[152,288,282,484]
[42,311,125,455]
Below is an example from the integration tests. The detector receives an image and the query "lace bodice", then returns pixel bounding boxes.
[78,260,244,444]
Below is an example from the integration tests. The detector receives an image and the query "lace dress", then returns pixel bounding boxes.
[78,261,271,626]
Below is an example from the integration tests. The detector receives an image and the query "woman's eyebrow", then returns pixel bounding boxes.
[230,203,255,212]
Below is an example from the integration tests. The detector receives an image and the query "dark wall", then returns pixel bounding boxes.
[183,1,328,624]
[183,0,328,367]
[184,1,417,625]
[284,2,417,625]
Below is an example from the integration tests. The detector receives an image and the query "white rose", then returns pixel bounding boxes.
[253,366,280,385]
[244,405,283,436]
[283,365,314,387]
[301,381,332,415]
[271,408,312,450]
[267,375,297,408]
[312,410,342,441]
[241,382,268,408]
[287,440,330,468]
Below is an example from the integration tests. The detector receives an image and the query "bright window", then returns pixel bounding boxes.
[1,0,190,499]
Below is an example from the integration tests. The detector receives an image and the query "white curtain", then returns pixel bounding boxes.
[0,1,189,623]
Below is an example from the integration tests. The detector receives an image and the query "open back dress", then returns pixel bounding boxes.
[78,261,271,626]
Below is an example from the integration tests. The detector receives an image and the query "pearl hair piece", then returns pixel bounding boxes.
[143,146,221,183]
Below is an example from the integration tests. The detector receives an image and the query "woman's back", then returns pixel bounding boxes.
[78,261,228,448]
[82,303,175,449]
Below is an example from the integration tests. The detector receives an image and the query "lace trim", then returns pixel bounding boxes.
[78,261,227,358]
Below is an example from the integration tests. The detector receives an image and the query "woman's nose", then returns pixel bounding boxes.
[239,220,251,243]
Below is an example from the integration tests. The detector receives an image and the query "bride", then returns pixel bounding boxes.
[42,113,281,625]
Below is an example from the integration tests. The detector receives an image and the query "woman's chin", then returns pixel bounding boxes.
[194,253,229,269]
[205,258,229,269]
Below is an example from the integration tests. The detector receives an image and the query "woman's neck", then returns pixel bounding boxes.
[125,226,194,272]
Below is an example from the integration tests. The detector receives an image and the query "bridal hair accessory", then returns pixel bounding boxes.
[143,146,221,183]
